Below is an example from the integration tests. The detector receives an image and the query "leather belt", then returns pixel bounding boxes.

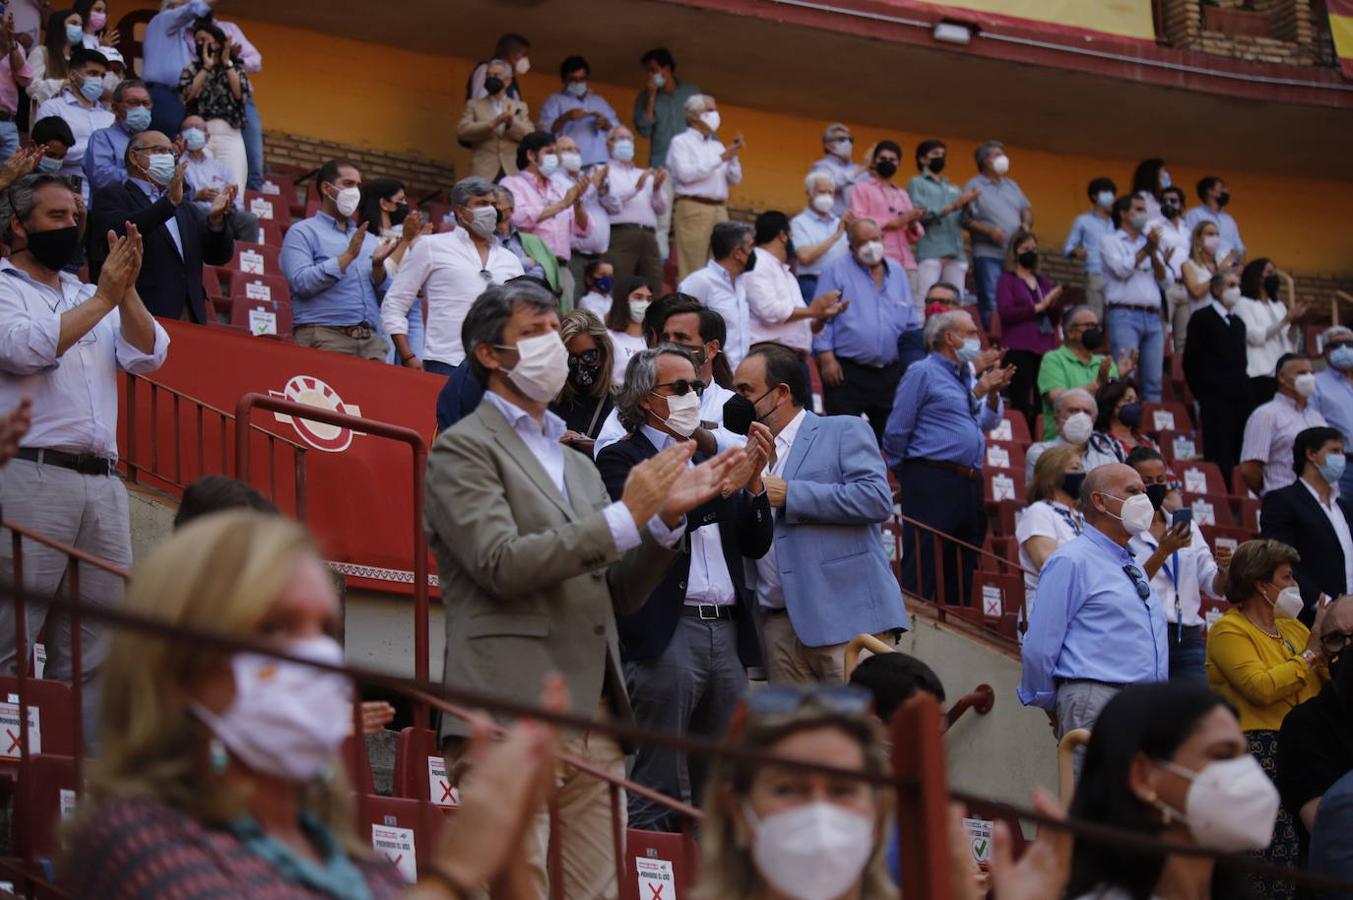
[0,110,15,122]
[1106,304,1157,312]
[17,448,115,476]
[676,195,725,206]
[904,457,980,480]
[683,603,736,621]
[300,323,375,339]
[611,223,656,233]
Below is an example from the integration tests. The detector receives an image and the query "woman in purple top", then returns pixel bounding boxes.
[997,228,1062,425]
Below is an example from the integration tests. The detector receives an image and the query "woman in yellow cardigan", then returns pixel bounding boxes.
[1206,538,1328,900]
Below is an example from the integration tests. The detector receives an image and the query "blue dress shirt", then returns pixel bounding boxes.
[882,352,1002,470]
[1018,524,1169,710]
[537,90,620,167]
[1062,210,1115,276]
[789,207,848,277]
[83,121,133,192]
[811,255,918,366]
[1313,366,1353,496]
[281,212,390,328]
[142,0,211,86]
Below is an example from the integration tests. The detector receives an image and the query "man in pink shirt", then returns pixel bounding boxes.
[499,130,592,301]
[848,139,924,299]
[0,12,33,159]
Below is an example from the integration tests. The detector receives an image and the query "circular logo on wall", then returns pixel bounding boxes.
[268,375,364,452]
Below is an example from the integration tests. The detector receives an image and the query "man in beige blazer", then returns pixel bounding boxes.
[427,278,742,900]
[457,58,532,181]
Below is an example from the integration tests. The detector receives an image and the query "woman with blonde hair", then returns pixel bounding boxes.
[551,308,616,456]
[1180,219,1232,303]
[1016,443,1085,609]
[64,511,556,898]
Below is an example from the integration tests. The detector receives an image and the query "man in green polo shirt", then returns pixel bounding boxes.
[1036,305,1137,439]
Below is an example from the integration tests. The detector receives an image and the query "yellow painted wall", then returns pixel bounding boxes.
[916,0,1155,40]
[236,17,1353,276]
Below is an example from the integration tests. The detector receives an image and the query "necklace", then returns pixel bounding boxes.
[1244,611,1281,639]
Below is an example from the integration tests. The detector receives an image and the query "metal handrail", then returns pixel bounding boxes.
[944,684,995,730]
[896,512,1036,579]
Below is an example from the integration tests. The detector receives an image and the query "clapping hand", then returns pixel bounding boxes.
[977,364,1016,399]
[97,225,144,307]
[987,789,1072,900]
[1097,354,1113,383]
[590,164,607,191]
[652,167,667,189]
[360,701,395,735]
[807,289,843,321]
[1117,348,1138,379]
[0,144,44,190]
[101,27,121,48]
[722,425,772,497]
[659,448,747,526]
[337,221,370,271]
[207,183,237,227]
[621,441,695,527]
[167,160,188,206]
[400,208,425,244]
[974,346,1003,374]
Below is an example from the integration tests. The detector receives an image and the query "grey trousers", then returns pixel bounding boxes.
[1054,679,1120,739]
[625,614,748,831]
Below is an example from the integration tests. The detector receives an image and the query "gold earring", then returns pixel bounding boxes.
[1149,796,1173,826]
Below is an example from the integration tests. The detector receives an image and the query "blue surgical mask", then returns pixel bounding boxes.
[956,337,981,364]
[144,152,176,186]
[566,81,588,97]
[1319,452,1347,486]
[1096,190,1115,210]
[65,23,83,45]
[612,139,635,162]
[538,153,559,175]
[182,127,207,151]
[36,156,62,174]
[79,75,104,103]
[124,106,152,133]
[653,72,667,89]
[1330,345,1353,372]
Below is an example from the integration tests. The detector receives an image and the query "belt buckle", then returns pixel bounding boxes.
[697,604,719,621]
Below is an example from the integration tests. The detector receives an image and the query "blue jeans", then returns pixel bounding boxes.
[797,273,818,305]
[1106,305,1164,401]
[972,256,1003,332]
[146,83,185,138]
[242,97,264,190]
[0,121,19,160]
[1168,624,1206,683]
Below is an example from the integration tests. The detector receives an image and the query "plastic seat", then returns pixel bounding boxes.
[203,266,229,312]
[1140,401,1192,436]
[1158,430,1202,463]
[259,220,285,247]
[392,727,460,808]
[987,411,1031,446]
[229,294,292,340]
[1183,493,1235,528]
[359,795,425,885]
[970,570,1023,621]
[229,243,283,278]
[1201,524,1251,558]
[0,677,75,764]
[256,174,302,217]
[1237,497,1261,533]
[984,440,1025,474]
[244,190,293,228]
[1172,460,1226,496]
[623,829,699,900]
[14,754,76,862]
[983,469,1024,505]
[229,273,291,306]
[342,736,375,795]
[1232,467,1258,500]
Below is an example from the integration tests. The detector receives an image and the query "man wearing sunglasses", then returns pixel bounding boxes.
[596,347,772,831]
[1278,597,1353,843]
[1020,462,1169,738]
[1313,325,1353,501]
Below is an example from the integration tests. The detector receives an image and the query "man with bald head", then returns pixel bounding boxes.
[812,216,922,444]
[90,129,235,322]
[1019,462,1169,736]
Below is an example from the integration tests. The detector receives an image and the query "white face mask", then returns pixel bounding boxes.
[191,635,352,783]
[829,137,852,160]
[1264,585,1304,620]
[560,151,583,174]
[500,332,570,403]
[1220,286,1241,308]
[700,110,721,133]
[856,240,884,266]
[1202,234,1221,255]
[1102,491,1155,535]
[1061,411,1094,444]
[538,153,560,176]
[810,192,834,214]
[330,185,360,219]
[628,299,650,324]
[463,205,498,239]
[991,153,1010,175]
[1294,372,1317,398]
[1156,756,1280,853]
[746,802,875,900]
[515,56,531,75]
[655,389,701,438]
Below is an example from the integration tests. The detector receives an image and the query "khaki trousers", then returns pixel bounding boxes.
[761,611,897,684]
[1083,272,1106,320]
[673,198,727,282]
[293,324,389,361]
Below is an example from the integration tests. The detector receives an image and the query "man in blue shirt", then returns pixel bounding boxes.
[1184,175,1246,263]
[1311,326,1353,500]
[83,80,153,193]
[280,158,396,360]
[1062,176,1116,319]
[885,309,1011,606]
[813,218,922,446]
[538,56,618,169]
[142,0,211,137]
[1019,463,1169,737]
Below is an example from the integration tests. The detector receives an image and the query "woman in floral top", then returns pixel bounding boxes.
[178,21,250,193]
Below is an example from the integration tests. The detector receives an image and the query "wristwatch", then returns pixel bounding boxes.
[1300,648,1319,665]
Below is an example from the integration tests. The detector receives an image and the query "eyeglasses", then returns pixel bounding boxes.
[569,349,601,366]
[1122,564,1151,602]
[1329,341,1353,352]
[1321,630,1353,653]
[653,379,705,397]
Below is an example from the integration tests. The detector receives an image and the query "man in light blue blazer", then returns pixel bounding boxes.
[727,344,909,682]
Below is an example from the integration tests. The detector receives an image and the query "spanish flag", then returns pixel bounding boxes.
[1332,0,1353,79]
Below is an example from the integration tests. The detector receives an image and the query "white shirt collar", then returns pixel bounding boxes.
[1300,475,1339,507]
[1208,299,1232,320]
[484,389,566,441]
[777,408,809,452]
[640,423,676,451]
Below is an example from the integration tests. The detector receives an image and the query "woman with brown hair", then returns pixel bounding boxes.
[995,228,1061,424]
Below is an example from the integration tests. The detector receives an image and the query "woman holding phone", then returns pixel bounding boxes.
[178,21,250,193]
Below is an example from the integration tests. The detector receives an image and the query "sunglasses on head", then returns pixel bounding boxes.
[653,379,705,397]
[726,685,874,738]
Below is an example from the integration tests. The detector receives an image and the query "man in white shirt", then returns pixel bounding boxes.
[1101,193,1172,402]
[1240,354,1328,496]
[600,125,666,296]
[34,47,114,202]
[1128,447,1227,683]
[677,220,754,368]
[743,210,843,377]
[666,93,742,281]
[382,176,523,376]
[0,174,169,719]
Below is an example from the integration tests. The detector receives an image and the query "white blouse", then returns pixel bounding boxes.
[1233,295,1299,379]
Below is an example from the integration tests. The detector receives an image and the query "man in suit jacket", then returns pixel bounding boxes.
[595,347,771,832]
[426,280,741,900]
[456,58,532,181]
[1261,425,1353,626]
[728,343,909,683]
[1183,269,1251,479]
[89,130,234,323]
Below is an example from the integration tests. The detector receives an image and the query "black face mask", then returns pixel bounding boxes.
[25,224,81,271]
[1263,274,1282,299]
[1017,250,1038,270]
[388,202,409,227]
[784,237,796,261]
[1080,326,1105,352]
[874,159,898,179]
[1117,402,1143,429]
[1216,191,1231,208]
[483,76,505,95]
[723,388,774,436]
[1061,471,1086,499]
[568,360,602,389]
[1161,203,1180,220]
[927,157,946,175]
[1332,649,1353,716]
[741,247,757,273]
[1144,482,1171,511]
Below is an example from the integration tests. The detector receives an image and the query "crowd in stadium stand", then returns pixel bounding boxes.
[2,4,1353,897]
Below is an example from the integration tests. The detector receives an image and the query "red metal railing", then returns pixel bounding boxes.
[121,373,310,518]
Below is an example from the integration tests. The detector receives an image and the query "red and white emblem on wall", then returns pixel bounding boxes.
[269,375,363,452]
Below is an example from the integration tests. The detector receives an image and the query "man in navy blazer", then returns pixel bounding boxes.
[1261,426,1353,626]
[596,347,772,831]
[88,130,235,323]
[729,343,908,683]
